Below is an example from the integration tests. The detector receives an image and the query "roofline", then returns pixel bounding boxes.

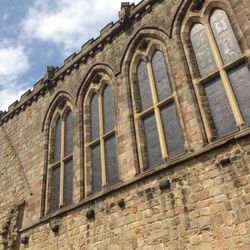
[0,0,163,126]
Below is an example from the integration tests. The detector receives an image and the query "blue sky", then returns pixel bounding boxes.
[0,0,141,111]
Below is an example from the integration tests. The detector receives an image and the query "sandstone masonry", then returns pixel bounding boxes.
[0,0,250,249]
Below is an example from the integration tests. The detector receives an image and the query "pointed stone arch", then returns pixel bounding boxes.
[40,91,73,217]
[75,63,115,106]
[121,27,171,76]
[76,63,120,197]
[42,91,73,133]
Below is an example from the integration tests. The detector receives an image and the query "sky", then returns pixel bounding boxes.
[0,0,141,111]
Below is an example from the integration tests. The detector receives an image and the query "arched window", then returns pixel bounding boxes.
[50,108,73,211]
[134,48,185,169]
[189,8,250,139]
[88,84,119,193]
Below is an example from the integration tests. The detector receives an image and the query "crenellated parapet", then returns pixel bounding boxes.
[0,0,164,126]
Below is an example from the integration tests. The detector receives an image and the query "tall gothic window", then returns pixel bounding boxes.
[50,109,73,211]
[89,84,119,193]
[134,47,185,169]
[189,8,250,139]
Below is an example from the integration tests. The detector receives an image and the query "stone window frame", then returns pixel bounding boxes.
[83,73,120,196]
[181,1,250,142]
[46,100,74,212]
[129,38,188,171]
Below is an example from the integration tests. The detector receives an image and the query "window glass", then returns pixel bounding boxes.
[91,94,99,140]
[228,64,250,125]
[64,160,73,205]
[210,9,242,64]
[105,136,119,185]
[204,77,237,137]
[161,103,184,157]
[103,85,115,133]
[64,111,73,156]
[54,118,61,163]
[190,23,217,77]
[91,144,102,193]
[143,114,162,168]
[152,50,172,100]
[137,60,153,111]
[51,166,60,210]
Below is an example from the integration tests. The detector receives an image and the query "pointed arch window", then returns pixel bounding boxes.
[50,109,73,211]
[89,84,119,193]
[189,8,250,139]
[135,49,185,168]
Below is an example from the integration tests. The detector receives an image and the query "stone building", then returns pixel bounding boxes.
[0,0,250,249]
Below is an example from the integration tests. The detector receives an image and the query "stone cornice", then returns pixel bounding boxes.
[0,0,163,126]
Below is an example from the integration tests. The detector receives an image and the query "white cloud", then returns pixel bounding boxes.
[22,0,141,54]
[2,13,9,21]
[0,44,29,76]
[0,0,142,111]
[0,87,26,112]
[0,42,29,111]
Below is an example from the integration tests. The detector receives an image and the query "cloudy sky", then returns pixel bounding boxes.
[0,0,141,111]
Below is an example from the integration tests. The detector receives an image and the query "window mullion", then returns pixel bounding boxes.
[146,61,168,159]
[89,138,101,147]
[222,55,246,72]
[63,154,73,162]
[98,94,107,187]
[192,79,214,142]
[59,120,65,207]
[204,22,244,128]
[157,95,174,108]
[49,161,61,169]
[103,129,115,140]
[136,106,155,119]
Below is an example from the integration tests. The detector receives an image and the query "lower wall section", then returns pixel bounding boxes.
[20,142,250,250]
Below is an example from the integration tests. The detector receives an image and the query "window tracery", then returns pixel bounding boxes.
[85,74,119,194]
[183,5,250,140]
[48,103,73,211]
[131,40,185,169]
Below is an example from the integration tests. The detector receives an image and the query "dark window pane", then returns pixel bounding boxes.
[210,9,242,64]
[190,23,217,77]
[137,60,153,111]
[143,114,162,168]
[152,50,172,100]
[64,111,73,156]
[103,85,115,133]
[204,77,237,137]
[91,144,102,193]
[228,64,250,125]
[54,118,61,163]
[105,135,119,186]
[161,103,185,157]
[64,159,73,205]
[51,166,60,211]
[91,94,99,141]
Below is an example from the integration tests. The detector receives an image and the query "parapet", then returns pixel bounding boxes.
[119,2,132,19]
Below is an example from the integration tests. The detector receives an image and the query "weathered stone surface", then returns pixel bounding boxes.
[0,0,250,249]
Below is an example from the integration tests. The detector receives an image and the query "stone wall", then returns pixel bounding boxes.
[0,126,30,249]
[19,138,250,249]
[0,0,250,249]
